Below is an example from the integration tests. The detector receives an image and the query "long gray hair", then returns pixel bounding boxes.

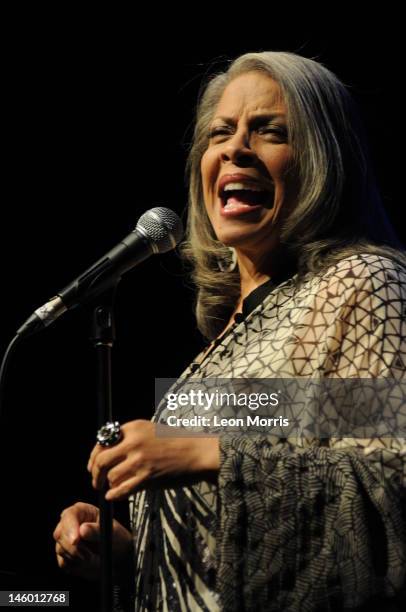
[181,51,405,341]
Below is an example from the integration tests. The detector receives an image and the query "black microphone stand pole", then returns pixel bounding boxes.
[90,286,118,612]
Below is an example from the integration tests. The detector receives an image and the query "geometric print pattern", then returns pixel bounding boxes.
[130,253,406,610]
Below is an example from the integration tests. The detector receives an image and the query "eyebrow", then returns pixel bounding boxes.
[211,112,287,126]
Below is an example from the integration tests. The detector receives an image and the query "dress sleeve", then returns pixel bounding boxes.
[216,256,406,611]
[323,257,406,493]
[320,254,406,378]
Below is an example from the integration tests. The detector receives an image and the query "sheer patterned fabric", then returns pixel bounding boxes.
[130,253,406,611]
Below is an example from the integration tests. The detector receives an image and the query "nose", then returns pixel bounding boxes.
[220,131,257,167]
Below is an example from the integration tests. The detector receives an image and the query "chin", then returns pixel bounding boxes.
[215,228,273,249]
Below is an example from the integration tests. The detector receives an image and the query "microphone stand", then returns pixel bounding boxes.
[90,286,118,612]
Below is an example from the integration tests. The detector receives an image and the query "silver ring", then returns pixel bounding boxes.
[97,421,122,447]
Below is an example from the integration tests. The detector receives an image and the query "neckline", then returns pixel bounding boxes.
[189,274,294,373]
[234,278,276,324]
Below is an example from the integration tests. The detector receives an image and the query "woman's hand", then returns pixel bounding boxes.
[53,502,133,580]
[87,420,220,501]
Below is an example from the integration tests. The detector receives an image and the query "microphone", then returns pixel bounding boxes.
[17,207,183,338]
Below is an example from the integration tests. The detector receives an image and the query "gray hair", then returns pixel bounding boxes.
[181,51,405,341]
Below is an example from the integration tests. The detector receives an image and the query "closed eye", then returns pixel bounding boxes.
[208,126,287,141]
[258,127,283,134]
[257,126,287,139]
[208,127,232,139]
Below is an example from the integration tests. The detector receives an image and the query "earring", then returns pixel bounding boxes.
[217,247,238,272]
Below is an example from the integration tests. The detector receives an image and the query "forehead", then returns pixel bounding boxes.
[213,71,286,119]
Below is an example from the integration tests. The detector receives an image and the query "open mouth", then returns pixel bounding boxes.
[219,183,274,211]
[222,189,272,209]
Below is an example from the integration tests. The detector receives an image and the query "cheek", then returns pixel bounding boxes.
[268,153,296,198]
[200,150,219,201]
[263,146,293,180]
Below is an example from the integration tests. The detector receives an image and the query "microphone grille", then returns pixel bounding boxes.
[137,207,184,254]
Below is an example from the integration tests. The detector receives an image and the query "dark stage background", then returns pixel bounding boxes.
[0,13,403,611]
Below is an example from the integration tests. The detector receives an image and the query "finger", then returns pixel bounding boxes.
[56,534,85,559]
[55,540,85,562]
[88,420,151,470]
[79,522,100,543]
[59,502,99,522]
[57,517,80,547]
[87,426,124,472]
[53,522,62,541]
[56,553,67,569]
[56,541,75,560]
[56,551,83,574]
[56,518,90,556]
[107,456,141,489]
[105,471,148,501]
[91,450,126,490]
[56,542,70,559]
[87,442,105,473]
[54,508,80,544]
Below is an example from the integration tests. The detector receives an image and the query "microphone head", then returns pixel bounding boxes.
[136,207,184,254]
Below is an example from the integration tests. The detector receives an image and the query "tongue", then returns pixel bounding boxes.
[226,197,253,208]
[225,189,269,206]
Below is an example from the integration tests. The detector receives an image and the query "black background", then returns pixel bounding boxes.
[0,10,403,610]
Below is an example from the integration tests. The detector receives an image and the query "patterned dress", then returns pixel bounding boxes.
[130,253,406,611]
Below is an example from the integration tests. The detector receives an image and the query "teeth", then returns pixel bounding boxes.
[223,182,265,192]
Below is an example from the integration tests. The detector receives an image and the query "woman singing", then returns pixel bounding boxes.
[54,51,406,611]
